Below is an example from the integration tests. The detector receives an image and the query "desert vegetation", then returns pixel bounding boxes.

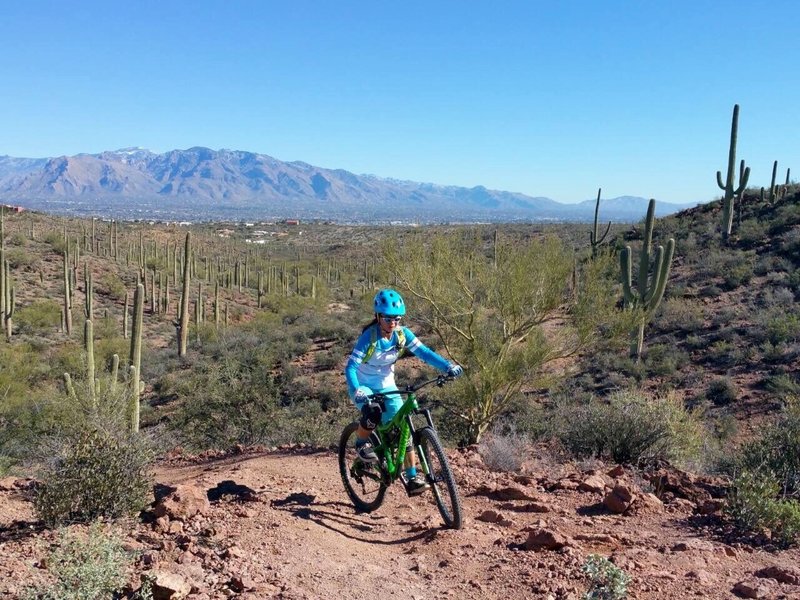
[1,122,800,595]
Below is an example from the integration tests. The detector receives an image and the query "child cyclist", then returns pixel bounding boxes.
[344,288,463,495]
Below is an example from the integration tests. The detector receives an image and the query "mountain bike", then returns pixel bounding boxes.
[338,374,463,529]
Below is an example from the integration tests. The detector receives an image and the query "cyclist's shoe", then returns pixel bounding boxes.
[355,442,378,464]
[406,473,430,496]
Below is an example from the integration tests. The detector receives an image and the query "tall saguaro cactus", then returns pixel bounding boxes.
[0,207,15,341]
[620,199,675,360]
[178,232,191,357]
[129,283,144,396]
[716,104,751,241]
[589,187,611,258]
[84,319,95,403]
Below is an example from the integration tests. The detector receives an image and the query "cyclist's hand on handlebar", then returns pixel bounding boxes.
[353,386,371,406]
[447,364,464,378]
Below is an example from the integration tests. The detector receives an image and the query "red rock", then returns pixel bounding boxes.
[732,579,769,599]
[754,565,800,585]
[153,484,210,521]
[603,484,636,514]
[578,475,607,493]
[523,528,571,551]
[149,571,192,600]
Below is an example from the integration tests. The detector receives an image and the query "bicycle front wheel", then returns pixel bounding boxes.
[338,422,387,513]
[417,427,463,529]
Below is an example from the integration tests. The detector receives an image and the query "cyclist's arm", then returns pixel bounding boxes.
[344,329,373,398]
[402,327,450,372]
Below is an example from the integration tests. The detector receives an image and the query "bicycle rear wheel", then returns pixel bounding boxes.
[338,422,387,513]
[417,427,463,529]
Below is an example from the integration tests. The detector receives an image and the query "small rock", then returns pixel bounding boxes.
[733,579,769,599]
[523,528,571,551]
[603,484,635,514]
[578,475,607,493]
[754,565,800,585]
[150,571,192,600]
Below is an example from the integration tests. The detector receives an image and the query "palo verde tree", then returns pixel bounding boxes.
[385,231,631,444]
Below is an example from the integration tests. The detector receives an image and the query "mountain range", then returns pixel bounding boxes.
[0,148,698,223]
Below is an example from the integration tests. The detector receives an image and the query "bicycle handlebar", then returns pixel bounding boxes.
[366,373,454,402]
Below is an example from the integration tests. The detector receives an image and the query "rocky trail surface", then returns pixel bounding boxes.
[2,445,800,599]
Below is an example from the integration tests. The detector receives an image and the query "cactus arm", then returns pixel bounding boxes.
[637,199,656,298]
[716,170,725,191]
[620,247,635,307]
[646,239,675,313]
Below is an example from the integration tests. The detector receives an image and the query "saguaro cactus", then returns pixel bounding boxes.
[620,199,675,360]
[769,160,778,202]
[716,104,751,240]
[589,187,611,258]
[84,319,95,403]
[178,232,191,357]
[63,248,72,335]
[129,283,144,394]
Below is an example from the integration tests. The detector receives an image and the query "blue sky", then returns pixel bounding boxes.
[0,1,798,204]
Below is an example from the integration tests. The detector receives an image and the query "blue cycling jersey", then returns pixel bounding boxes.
[344,324,450,400]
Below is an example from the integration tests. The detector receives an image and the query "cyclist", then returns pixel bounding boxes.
[344,288,463,495]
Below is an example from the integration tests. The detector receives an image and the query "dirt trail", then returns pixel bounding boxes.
[2,446,800,599]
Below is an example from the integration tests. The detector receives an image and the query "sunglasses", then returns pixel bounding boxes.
[380,315,403,323]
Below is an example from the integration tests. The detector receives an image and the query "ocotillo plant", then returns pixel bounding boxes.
[589,188,611,258]
[716,104,750,241]
[178,232,191,358]
[620,198,675,360]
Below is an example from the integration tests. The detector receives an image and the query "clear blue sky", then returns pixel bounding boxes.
[1,1,798,204]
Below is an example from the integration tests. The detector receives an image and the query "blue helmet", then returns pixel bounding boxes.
[373,288,406,316]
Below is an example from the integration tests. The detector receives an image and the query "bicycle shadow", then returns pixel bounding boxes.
[270,492,441,545]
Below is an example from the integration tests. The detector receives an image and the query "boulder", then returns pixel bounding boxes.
[153,484,210,521]
[603,484,635,514]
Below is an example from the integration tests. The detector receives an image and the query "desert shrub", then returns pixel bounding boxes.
[759,286,795,308]
[738,218,768,246]
[43,231,67,254]
[644,343,689,377]
[14,299,62,335]
[582,554,630,600]
[96,273,127,302]
[764,373,800,397]
[764,312,800,345]
[478,423,530,472]
[759,341,799,364]
[725,470,800,548]
[34,425,153,526]
[23,523,133,600]
[3,246,38,269]
[169,357,283,450]
[705,377,738,405]
[698,285,723,298]
[553,390,704,466]
[656,298,704,333]
[736,402,800,496]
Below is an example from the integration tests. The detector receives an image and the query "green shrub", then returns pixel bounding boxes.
[96,273,127,302]
[34,425,153,526]
[582,554,630,600]
[24,523,132,599]
[554,390,704,466]
[706,377,738,405]
[644,343,689,376]
[656,299,704,333]
[15,299,63,335]
[725,470,800,547]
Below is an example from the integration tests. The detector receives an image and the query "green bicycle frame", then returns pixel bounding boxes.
[371,392,423,481]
